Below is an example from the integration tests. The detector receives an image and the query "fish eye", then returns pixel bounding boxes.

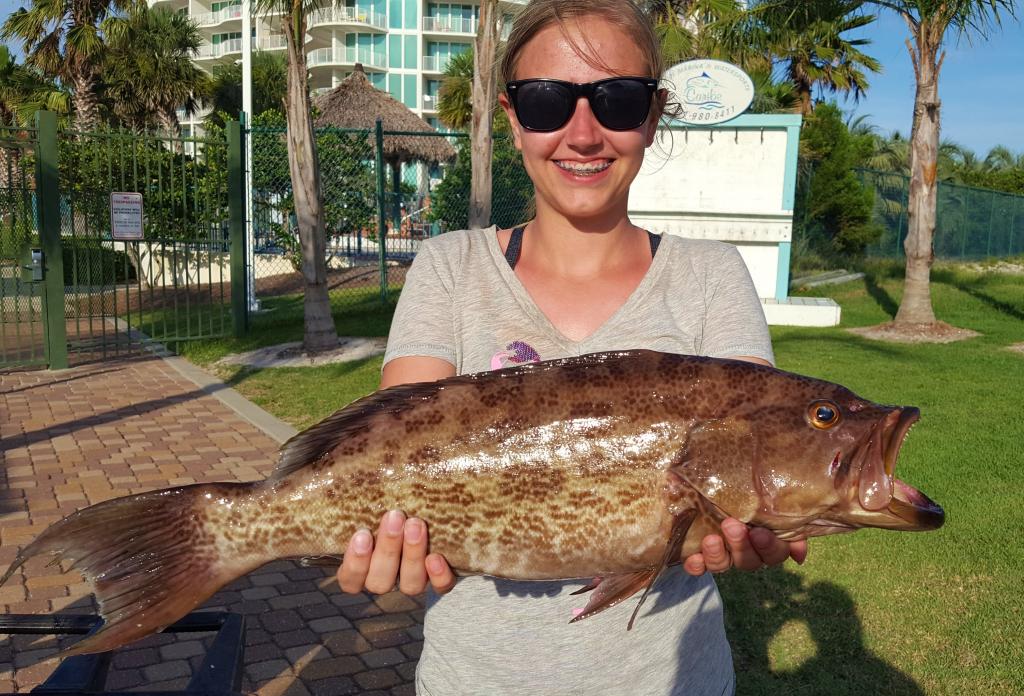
[808,401,840,429]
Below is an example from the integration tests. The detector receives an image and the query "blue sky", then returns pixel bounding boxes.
[840,9,1023,157]
[2,1,1020,156]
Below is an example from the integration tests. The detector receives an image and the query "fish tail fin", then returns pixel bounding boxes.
[0,482,264,655]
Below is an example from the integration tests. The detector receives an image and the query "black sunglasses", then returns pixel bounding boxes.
[505,77,660,132]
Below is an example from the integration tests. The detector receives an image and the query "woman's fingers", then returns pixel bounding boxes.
[364,510,407,594]
[337,528,374,593]
[397,518,429,595]
[425,553,457,594]
[721,518,764,571]
[337,511,459,596]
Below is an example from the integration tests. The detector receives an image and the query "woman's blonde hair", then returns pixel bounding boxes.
[499,0,665,85]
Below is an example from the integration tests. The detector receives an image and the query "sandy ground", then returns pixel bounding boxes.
[847,321,981,344]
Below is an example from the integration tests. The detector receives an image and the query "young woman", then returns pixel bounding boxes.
[336,1,807,693]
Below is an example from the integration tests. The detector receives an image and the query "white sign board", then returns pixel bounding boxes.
[110,192,144,240]
[664,59,754,126]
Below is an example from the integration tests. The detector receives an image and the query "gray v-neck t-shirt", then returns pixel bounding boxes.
[384,227,774,696]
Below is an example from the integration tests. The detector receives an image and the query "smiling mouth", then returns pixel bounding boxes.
[554,160,612,176]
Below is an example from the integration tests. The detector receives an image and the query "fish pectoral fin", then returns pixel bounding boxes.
[570,509,698,629]
[569,570,657,625]
[569,577,603,596]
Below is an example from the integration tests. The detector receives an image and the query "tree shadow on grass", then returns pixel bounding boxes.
[932,269,1024,323]
[771,332,905,359]
[715,567,925,696]
[863,273,899,319]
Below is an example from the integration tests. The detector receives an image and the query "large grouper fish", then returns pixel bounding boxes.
[1,350,944,655]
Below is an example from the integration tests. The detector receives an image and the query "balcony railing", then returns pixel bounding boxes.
[194,4,242,27]
[421,93,439,111]
[308,6,387,31]
[422,16,477,34]
[259,34,287,50]
[307,46,387,69]
[196,37,242,59]
[421,55,455,73]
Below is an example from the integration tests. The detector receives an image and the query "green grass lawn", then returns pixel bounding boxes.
[732,264,1023,695]
[177,266,1023,694]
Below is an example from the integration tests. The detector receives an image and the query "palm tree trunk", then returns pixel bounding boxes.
[895,28,941,326]
[283,8,337,352]
[469,0,498,229]
[71,72,100,132]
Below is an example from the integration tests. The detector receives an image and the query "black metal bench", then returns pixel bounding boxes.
[0,612,246,695]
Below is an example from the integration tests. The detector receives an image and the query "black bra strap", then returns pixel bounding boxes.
[647,230,661,257]
[504,225,660,270]
[505,225,526,269]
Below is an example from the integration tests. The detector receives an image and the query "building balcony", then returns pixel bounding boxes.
[307,6,387,32]
[194,4,242,28]
[421,55,455,74]
[259,34,287,50]
[307,46,387,70]
[422,93,439,111]
[196,37,242,60]
[422,16,477,36]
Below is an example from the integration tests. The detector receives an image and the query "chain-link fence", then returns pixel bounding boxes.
[249,123,533,307]
[859,169,1024,260]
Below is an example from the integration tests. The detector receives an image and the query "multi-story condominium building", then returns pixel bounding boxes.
[151,0,524,135]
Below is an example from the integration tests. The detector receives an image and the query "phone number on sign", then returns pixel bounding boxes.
[681,106,737,123]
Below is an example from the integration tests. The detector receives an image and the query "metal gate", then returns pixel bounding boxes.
[0,123,45,368]
[0,113,246,370]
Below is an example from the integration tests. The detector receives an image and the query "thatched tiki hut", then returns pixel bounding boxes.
[313,64,456,235]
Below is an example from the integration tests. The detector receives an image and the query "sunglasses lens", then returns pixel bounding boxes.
[514,82,574,131]
[593,79,652,130]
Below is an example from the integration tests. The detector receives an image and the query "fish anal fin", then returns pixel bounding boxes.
[571,509,698,629]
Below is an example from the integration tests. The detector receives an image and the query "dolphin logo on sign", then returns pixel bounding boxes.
[684,72,725,110]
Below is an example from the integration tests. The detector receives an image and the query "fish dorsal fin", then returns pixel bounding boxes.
[272,349,665,481]
[271,380,450,480]
[570,508,697,628]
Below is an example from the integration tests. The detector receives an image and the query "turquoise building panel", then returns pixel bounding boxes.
[403,74,417,108]
[404,35,417,68]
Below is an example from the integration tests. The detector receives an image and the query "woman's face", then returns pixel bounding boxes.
[499,15,660,225]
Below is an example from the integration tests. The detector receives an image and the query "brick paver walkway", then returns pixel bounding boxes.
[0,356,423,695]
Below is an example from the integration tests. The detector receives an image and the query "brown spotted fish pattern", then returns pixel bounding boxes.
[0,350,944,654]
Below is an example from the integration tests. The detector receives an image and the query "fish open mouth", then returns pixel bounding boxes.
[881,407,944,530]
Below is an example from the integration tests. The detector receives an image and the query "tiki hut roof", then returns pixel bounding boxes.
[313,64,456,165]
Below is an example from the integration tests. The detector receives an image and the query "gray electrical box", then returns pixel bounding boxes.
[27,248,43,281]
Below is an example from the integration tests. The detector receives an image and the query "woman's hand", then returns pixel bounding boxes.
[337,510,457,596]
[682,518,808,575]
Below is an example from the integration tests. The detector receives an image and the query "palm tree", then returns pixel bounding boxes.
[437,49,473,131]
[101,5,210,134]
[252,0,337,352]
[744,0,882,116]
[747,68,801,113]
[1,0,130,132]
[469,0,500,229]
[867,0,1015,327]
[645,0,747,65]
[0,45,69,126]
[983,145,1024,172]
[207,50,288,125]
